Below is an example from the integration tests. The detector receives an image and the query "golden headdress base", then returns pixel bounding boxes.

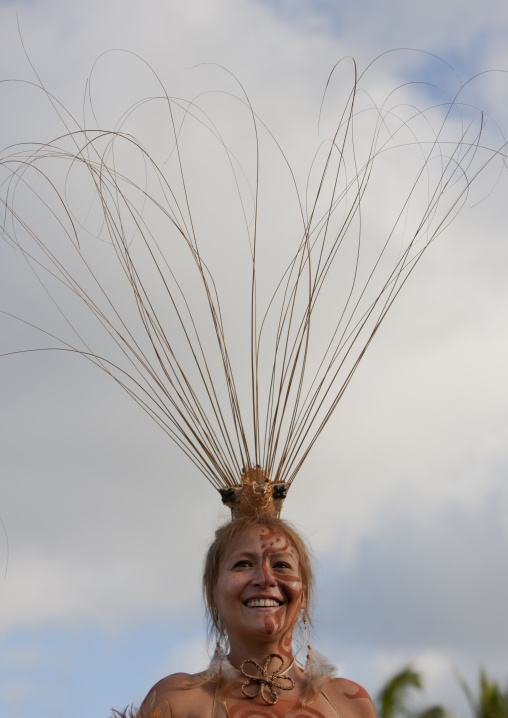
[219,467,288,519]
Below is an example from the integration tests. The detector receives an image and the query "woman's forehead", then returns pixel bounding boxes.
[223,525,298,557]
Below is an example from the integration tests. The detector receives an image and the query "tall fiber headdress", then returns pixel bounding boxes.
[1,50,506,517]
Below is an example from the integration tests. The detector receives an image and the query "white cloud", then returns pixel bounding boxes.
[1,2,507,716]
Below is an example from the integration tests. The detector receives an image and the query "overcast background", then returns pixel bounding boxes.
[1,1,508,717]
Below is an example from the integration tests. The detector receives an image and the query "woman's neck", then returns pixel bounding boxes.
[227,637,293,670]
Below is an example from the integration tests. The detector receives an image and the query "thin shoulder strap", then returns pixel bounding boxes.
[211,678,220,718]
[321,688,344,718]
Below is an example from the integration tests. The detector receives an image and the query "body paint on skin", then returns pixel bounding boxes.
[225,696,334,718]
[256,528,304,654]
[264,617,275,634]
[213,526,305,654]
[344,684,372,701]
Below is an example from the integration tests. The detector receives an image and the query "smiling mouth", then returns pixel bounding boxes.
[244,598,283,607]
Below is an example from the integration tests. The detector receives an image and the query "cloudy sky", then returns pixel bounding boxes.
[1,1,508,717]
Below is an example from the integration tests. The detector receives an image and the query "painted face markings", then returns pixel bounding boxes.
[254,528,304,655]
[213,527,305,661]
[264,616,275,634]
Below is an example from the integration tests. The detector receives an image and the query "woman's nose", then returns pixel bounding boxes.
[252,562,276,586]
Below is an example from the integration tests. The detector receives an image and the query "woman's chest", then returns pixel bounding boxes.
[213,692,341,718]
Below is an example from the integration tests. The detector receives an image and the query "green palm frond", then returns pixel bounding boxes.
[378,666,423,718]
[458,670,508,718]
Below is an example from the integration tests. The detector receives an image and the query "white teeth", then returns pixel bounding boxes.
[245,598,281,607]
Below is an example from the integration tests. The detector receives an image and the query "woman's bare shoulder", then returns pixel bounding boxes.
[323,677,378,718]
[139,672,215,717]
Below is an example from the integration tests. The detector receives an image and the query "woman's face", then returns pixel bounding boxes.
[213,526,305,653]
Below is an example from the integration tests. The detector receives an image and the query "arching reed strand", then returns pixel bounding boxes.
[1,50,506,494]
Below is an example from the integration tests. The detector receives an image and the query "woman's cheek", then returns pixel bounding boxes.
[261,581,302,636]
[282,578,304,625]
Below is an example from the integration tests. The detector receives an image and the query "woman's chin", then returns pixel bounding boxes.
[231,610,295,644]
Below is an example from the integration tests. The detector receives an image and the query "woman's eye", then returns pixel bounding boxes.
[233,560,252,568]
[274,561,291,569]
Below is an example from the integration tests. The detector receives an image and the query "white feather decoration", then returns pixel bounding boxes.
[204,645,238,684]
[303,647,337,698]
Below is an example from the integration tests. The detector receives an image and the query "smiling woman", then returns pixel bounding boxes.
[122,513,378,717]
